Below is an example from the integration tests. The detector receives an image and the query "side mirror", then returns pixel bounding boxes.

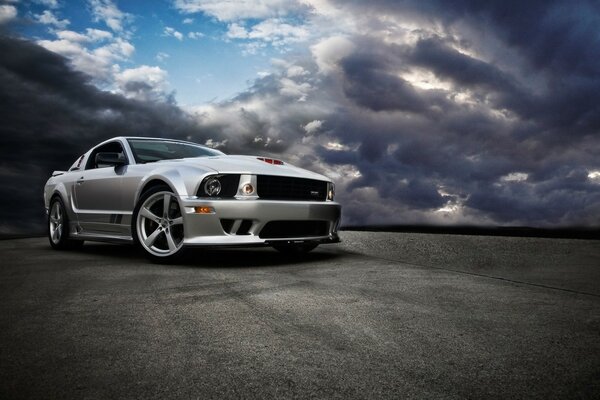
[96,152,126,167]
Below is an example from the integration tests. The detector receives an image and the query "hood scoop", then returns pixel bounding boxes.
[257,157,284,165]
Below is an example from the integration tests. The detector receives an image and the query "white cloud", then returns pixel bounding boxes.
[279,77,312,101]
[37,39,110,78]
[227,18,309,46]
[37,36,134,80]
[56,28,112,43]
[89,0,129,32]
[35,0,60,8]
[226,23,248,39]
[401,68,453,91]
[324,141,350,151]
[33,1,136,90]
[299,0,339,17]
[287,65,308,77]
[188,31,204,39]
[37,12,147,97]
[0,5,17,24]
[254,18,309,43]
[85,28,114,41]
[94,38,134,60]
[587,171,600,181]
[156,52,170,62]
[500,172,529,182]
[240,41,267,55]
[311,35,355,74]
[164,27,184,40]
[205,138,228,149]
[36,10,70,28]
[115,65,169,101]
[303,119,323,134]
[174,0,302,21]
[56,30,90,42]
[183,17,193,24]
[37,39,81,55]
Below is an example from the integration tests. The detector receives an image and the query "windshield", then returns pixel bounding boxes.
[127,139,224,164]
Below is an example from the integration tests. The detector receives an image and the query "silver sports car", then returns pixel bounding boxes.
[44,137,341,261]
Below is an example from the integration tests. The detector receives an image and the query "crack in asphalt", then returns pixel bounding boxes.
[337,248,600,299]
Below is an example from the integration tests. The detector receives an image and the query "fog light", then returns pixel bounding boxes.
[204,178,221,196]
[194,206,215,214]
[327,182,335,201]
[242,183,254,195]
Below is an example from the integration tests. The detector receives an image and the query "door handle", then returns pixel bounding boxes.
[76,177,84,185]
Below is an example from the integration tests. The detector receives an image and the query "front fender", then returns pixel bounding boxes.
[134,165,215,204]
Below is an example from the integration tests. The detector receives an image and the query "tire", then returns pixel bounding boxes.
[48,196,84,250]
[273,242,319,254]
[132,186,186,262]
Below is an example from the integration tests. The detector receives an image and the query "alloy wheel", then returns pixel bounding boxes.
[49,201,63,245]
[136,192,184,257]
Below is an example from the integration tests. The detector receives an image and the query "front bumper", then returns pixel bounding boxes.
[179,198,341,246]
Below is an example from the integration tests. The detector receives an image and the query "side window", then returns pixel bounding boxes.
[68,154,85,171]
[85,141,127,170]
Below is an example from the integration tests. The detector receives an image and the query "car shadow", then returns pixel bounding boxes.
[77,242,343,268]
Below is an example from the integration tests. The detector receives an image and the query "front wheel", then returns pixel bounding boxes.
[273,242,319,255]
[132,187,186,262]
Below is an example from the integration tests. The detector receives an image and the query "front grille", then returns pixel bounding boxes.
[259,220,329,239]
[257,175,327,201]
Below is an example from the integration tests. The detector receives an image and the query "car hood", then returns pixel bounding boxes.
[158,155,331,181]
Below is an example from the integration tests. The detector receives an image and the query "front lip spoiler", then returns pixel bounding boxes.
[182,235,340,250]
[264,235,340,246]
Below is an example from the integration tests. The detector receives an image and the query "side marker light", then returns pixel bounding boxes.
[194,206,215,214]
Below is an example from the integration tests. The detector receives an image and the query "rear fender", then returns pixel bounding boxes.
[46,180,79,228]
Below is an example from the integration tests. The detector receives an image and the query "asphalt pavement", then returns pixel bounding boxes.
[0,232,599,399]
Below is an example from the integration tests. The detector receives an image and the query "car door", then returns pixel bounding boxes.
[73,141,127,235]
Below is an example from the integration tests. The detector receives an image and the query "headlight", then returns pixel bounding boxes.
[327,182,335,201]
[197,175,241,198]
[204,178,221,196]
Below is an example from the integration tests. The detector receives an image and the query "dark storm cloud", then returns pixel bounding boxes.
[295,0,600,226]
[466,170,600,225]
[341,56,427,113]
[196,0,600,227]
[0,35,222,233]
[340,0,600,77]
[335,0,600,139]
[409,37,518,92]
[446,0,600,77]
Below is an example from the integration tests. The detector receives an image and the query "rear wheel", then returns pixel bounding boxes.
[273,242,319,254]
[48,196,83,250]
[133,187,185,262]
